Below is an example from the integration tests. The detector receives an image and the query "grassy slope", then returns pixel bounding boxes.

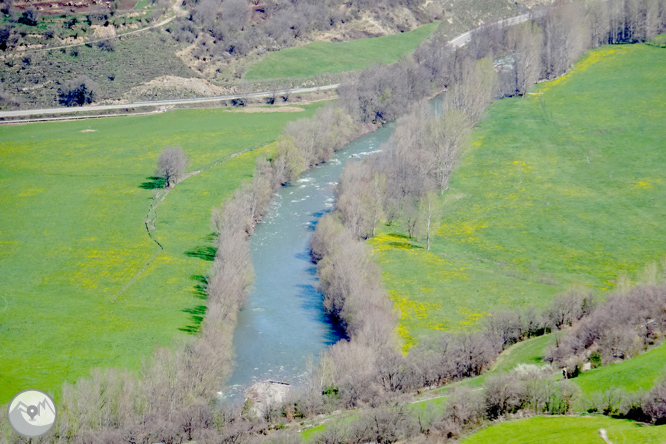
[461,416,666,444]
[369,44,666,348]
[492,334,554,373]
[575,341,666,395]
[0,104,323,403]
[243,22,439,81]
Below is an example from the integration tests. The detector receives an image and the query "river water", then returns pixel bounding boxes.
[225,123,395,394]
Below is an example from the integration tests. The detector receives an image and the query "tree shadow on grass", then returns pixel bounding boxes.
[179,304,207,334]
[185,246,217,262]
[139,176,166,189]
[384,233,423,250]
[180,234,217,334]
[191,274,208,300]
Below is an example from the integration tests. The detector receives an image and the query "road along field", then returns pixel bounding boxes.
[0,103,325,403]
[369,43,666,347]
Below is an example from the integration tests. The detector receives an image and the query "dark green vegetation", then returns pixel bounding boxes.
[461,416,666,444]
[243,22,439,81]
[0,104,324,403]
[369,43,666,346]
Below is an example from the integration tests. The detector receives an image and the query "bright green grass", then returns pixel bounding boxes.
[575,342,666,395]
[651,33,666,47]
[461,416,666,444]
[243,22,438,81]
[0,104,324,404]
[369,44,666,347]
[492,334,555,373]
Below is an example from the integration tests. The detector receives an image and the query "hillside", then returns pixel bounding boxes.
[0,0,549,108]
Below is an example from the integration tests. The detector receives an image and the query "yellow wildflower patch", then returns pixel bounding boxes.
[537,45,633,94]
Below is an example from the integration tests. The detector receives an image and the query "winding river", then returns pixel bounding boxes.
[225,93,449,397]
[226,123,395,394]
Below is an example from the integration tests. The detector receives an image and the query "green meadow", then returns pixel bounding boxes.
[369,44,666,347]
[243,22,438,81]
[461,416,666,444]
[0,104,324,403]
[575,341,666,395]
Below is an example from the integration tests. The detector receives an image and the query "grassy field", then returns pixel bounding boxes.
[492,334,554,373]
[574,341,666,395]
[243,22,439,81]
[461,416,666,444]
[369,43,666,348]
[0,104,324,403]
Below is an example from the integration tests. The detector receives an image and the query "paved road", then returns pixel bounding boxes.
[0,84,340,118]
[449,13,532,48]
[0,12,534,120]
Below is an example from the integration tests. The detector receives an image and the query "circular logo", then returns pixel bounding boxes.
[7,389,57,438]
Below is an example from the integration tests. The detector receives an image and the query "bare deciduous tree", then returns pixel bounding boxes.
[508,22,543,96]
[156,146,189,188]
[417,191,441,250]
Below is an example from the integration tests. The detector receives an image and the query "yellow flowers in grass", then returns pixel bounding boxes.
[537,45,634,94]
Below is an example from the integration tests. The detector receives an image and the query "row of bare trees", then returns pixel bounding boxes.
[0,151,261,443]
[275,280,666,432]
[547,283,666,369]
[285,365,579,444]
[171,0,438,63]
[306,0,666,425]
[341,0,666,123]
[0,102,370,443]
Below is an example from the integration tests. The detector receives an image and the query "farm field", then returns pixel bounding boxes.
[243,21,439,81]
[461,416,666,444]
[0,104,324,403]
[369,43,666,347]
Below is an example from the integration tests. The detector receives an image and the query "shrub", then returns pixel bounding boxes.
[17,9,39,26]
[57,76,100,106]
[643,378,666,424]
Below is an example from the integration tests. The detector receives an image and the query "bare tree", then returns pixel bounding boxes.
[221,0,250,31]
[445,57,498,123]
[156,146,188,188]
[417,191,441,251]
[643,378,666,423]
[508,22,543,96]
[432,109,471,194]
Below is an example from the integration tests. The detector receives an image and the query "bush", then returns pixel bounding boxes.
[643,378,666,424]
[434,388,484,440]
[97,38,116,51]
[17,9,39,26]
[57,76,100,106]
[484,372,524,419]
[547,284,666,366]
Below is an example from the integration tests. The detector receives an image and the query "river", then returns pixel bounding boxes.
[225,123,395,394]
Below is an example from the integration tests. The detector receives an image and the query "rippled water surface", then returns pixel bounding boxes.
[226,123,394,393]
